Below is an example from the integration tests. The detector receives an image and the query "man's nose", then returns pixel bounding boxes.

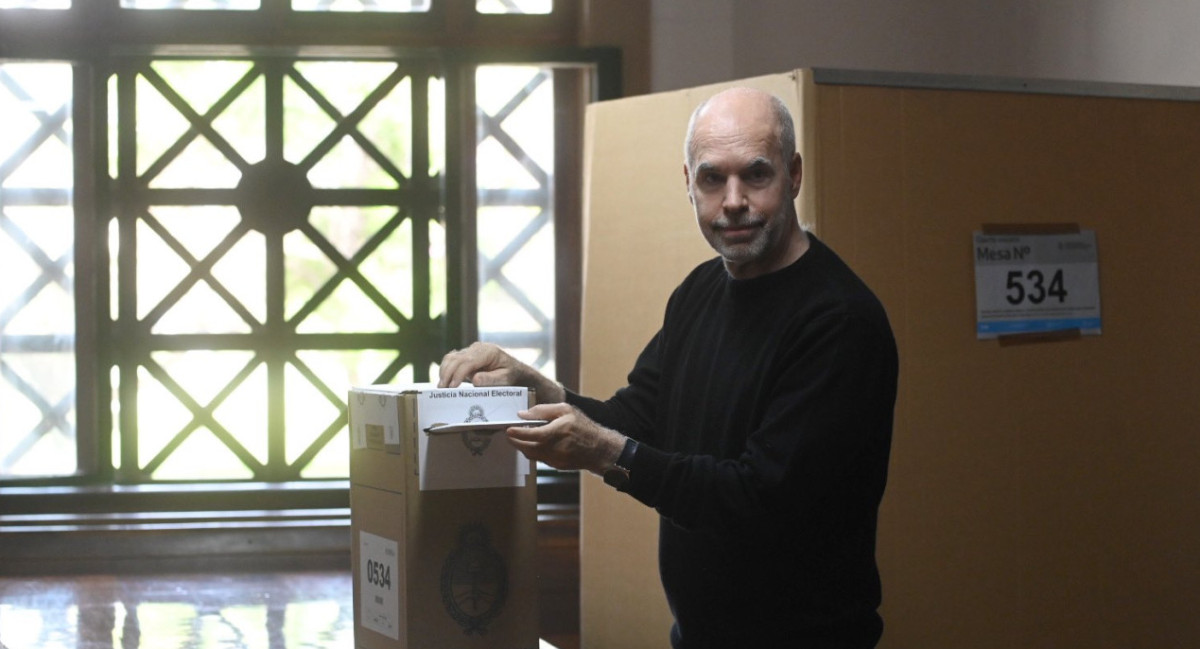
[722,178,748,211]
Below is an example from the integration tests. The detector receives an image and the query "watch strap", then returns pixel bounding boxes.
[615,437,638,471]
[603,437,638,490]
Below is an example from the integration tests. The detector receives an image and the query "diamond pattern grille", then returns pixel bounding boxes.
[108,57,445,481]
[0,53,572,483]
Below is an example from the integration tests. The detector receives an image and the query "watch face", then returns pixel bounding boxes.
[603,467,629,490]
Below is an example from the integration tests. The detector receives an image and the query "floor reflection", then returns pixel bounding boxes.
[0,571,353,649]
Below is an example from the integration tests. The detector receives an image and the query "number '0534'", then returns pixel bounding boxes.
[367,559,392,589]
[1005,269,1068,305]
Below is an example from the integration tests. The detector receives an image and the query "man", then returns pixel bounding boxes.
[439,87,898,648]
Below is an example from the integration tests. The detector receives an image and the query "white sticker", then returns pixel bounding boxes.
[973,231,1102,339]
[359,531,400,640]
[349,389,401,449]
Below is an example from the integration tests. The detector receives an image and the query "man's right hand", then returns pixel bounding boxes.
[437,342,566,404]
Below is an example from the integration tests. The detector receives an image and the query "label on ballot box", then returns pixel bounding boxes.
[359,530,400,640]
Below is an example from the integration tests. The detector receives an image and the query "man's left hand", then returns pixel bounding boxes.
[507,403,625,475]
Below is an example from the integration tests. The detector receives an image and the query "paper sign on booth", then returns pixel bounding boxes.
[973,230,1102,339]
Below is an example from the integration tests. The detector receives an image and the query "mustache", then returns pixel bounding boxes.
[712,213,767,230]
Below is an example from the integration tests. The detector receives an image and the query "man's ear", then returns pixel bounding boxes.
[683,163,695,204]
[789,153,803,198]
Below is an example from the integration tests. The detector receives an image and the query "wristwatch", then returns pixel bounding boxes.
[602,437,638,491]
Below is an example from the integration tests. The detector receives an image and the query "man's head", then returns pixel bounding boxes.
[683,87,806,279]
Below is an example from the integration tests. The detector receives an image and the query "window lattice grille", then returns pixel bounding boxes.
[0,62,76,478]
[0,0,612,487]
[476,65,556,372]
[108,57,446,482]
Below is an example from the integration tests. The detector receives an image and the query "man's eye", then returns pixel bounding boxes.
[745,168,771,183]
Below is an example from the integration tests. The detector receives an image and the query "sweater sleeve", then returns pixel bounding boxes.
[623,311,898,535]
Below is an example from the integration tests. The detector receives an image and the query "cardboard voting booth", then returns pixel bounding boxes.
[349,384,539,649]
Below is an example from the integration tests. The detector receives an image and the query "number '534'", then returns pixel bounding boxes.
[1006,269,1068,305]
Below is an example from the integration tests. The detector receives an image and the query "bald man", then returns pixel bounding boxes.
[440,88,898,648]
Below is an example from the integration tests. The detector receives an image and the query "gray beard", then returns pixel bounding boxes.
[712,214,772,263]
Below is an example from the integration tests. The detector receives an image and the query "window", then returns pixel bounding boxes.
[104,57,449,483]
[0,1,617,512]
[0,61,75,478]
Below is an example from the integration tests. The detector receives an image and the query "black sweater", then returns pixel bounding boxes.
[568,234,899,648]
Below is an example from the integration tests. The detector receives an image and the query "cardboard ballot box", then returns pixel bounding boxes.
[348,384,540,649]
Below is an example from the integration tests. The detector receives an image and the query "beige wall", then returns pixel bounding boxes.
[650,0,1200,92]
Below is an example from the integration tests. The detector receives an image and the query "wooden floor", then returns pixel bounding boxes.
[0,571,576,649]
